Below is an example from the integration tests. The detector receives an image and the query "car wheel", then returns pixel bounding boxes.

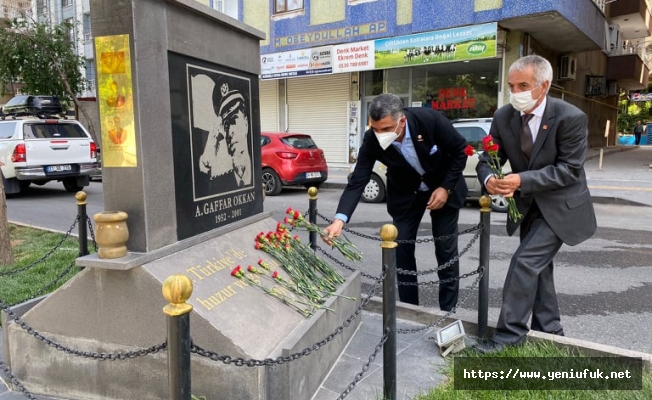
[62,178,83,193]
[490,195,509,213]
[361,173,386,203]
[262,168,283,196]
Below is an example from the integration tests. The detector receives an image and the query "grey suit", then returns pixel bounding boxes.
[476,96,596,344]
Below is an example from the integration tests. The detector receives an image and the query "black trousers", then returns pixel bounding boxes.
[494,202,564,345]
[634,132,642,145]
[393,191,460,310]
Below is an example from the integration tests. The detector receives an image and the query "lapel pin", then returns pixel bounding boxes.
[417,135,424,141]
[542,125,548,130]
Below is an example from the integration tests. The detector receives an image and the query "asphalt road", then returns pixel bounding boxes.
[5,181,652,355]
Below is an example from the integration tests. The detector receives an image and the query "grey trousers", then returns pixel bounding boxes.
[493,216,564,345]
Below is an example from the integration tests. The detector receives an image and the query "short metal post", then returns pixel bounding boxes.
[163,274,194,400]
[76,191,89,257]
[381,224,398,400]
[308,187,318,251]
[477,195,492,340]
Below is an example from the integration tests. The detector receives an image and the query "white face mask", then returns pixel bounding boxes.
[510,85,541,112]
[374,122,400,150]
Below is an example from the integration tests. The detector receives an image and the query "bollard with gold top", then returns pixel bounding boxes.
[380,223,398,400]
[477,195,492,340]
[308,186,318,250]
[76,191,89,257]
[163,274,193,400]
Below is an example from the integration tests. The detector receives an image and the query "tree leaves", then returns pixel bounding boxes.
[0,14,86,109]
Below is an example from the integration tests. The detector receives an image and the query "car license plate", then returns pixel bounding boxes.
[305,172,321,179]
[47,165,72,172]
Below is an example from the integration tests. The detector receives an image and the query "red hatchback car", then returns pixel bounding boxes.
[261,132,328,196]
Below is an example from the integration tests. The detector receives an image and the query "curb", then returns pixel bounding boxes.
[364,297,652,369]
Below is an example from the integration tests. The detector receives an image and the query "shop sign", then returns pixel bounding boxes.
[262,22,497,78]
[332,41,375,73]
[261,45,332,79]
[630,93,652,101]
[423,87,476,111]
[373,22,497,69]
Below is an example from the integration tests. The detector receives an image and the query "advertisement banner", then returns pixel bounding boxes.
[261,46,332,79]
[374,22,497,69]
[332,41,375,74]
[631,93,652,101]
[260,23,498,78]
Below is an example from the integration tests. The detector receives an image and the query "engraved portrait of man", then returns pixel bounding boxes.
[189,69,253,200]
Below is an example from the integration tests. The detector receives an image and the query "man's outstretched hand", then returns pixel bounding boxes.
[322,218,345,245]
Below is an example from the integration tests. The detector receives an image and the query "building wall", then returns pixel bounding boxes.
[261,0,605,54]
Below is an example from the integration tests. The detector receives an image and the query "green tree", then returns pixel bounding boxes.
[0,14,86,108]
[0,14,90,265]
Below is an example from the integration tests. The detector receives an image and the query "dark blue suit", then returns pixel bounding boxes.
[336,107,468,308]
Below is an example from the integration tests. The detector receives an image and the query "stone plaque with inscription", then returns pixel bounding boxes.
[169,52,263,240]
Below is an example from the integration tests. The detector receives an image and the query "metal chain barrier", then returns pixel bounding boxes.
[0,299,167,361]
[316,244,380,281]
[0,360,37,400]
[6,259,78,308]
[397,266,481,287]
[396,228,480,277]
[336,327,389,400]
[190,270,386,367]
[0,217,78,277]
[316,210,482,244]
[397,266,484,335]
[86,215,98,252]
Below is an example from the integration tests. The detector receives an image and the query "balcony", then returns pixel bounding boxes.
[607,0,651,39]
[606,43,650,90]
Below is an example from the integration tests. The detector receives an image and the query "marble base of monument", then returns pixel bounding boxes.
[3,215,362,399]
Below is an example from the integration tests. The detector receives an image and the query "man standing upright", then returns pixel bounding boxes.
[633,120,643,146]
[323,93,468,311]
[474,55,596,353]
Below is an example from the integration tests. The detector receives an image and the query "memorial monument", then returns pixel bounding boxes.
[3,1,361,399]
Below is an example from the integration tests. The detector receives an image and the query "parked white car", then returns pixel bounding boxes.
[357,118,511,212]
[0,97,98,195]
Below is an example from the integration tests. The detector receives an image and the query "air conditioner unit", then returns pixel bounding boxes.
[607,81,619,96]
[559,55,577,80]
[608,24,620,53]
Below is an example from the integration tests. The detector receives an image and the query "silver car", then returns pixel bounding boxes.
[357,118,511,212]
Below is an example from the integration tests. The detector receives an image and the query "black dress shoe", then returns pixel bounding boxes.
[472,340,511,354]
[472,340,505,354]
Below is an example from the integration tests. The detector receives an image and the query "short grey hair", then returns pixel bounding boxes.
[509,55,553,93]
[368,93,404,121]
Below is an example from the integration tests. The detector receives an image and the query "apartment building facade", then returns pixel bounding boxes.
[25,1,650,164]
[234,0,651,164]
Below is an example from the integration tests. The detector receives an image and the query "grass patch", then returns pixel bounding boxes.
[1,223,86,309]
[415,341,652,400]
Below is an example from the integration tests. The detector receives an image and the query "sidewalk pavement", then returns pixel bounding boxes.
[324,145,652,208]
[2,146,652,400]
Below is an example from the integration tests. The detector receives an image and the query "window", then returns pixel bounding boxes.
[275,0,303,14]
[36,0,48,14]
[454,126,486,150]
[62,0,72,7]
[64,17,75,42]
[210,0,239,19]
[585,75,606,96]
[0,123,18,139]
[24,123,87,139]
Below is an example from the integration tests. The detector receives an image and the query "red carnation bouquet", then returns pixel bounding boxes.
[465,135,523,223]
